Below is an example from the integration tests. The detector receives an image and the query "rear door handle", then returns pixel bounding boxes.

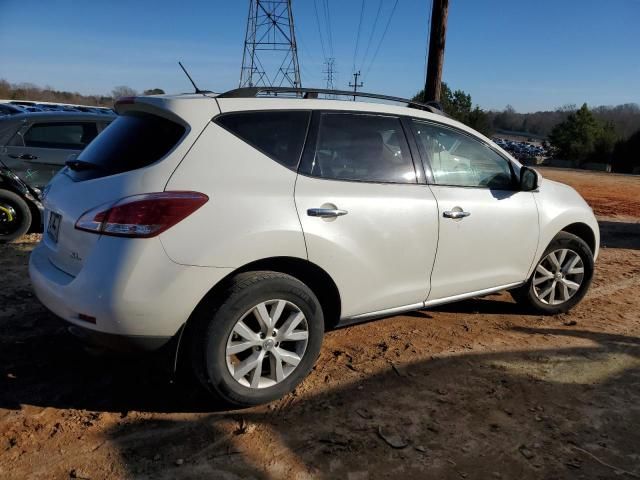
[307,208,348,218]
[443,210,471,219]
[9,154,38,160]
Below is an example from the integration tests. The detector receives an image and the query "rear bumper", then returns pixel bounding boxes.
[29,235,232,342]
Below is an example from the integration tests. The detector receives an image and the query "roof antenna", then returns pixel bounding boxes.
[178,61,206,94]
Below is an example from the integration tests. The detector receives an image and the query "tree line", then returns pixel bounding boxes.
[489,103,640,140]
[0,79,164,107]
[414,83,640,173]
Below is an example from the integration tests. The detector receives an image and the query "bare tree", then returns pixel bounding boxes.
[0,79,11,98]
[111,86,138,99]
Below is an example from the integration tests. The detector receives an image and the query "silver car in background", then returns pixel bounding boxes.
[0,111,115,241]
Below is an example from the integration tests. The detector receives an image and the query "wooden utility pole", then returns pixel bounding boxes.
[424,0,449,102]
[349,71,363,101]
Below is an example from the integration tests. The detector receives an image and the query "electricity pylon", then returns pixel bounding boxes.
[240,0,302,89]
[323,57,336,98]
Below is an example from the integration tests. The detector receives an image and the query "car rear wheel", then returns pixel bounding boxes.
[0,189,32,243]
[511,231,594,314]
[191,271,324,406]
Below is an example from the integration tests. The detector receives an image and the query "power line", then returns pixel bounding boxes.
[296,37,316,84]
[352,0,366,72]
[359,0,383,73]
[363,0,399,80]
[323,0,335,58]
[313,0,328,59]
[313,0,336,92]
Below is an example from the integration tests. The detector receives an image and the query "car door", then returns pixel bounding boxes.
[295,111,439,319]
[1,121,98,188]
[409,119,539,301]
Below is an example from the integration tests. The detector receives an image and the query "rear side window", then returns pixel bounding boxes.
[303,113,416,184]
[22,122,98,149]
[77,112,185,175]
[216,111,310,169]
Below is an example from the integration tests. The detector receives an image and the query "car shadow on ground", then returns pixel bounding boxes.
[428,293,524,315]
[0,317,223,413]
[97,327,640,479]
[598,220,640,250]
[0,292,523,414]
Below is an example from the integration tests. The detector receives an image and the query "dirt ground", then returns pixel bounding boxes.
[1,168,639,480]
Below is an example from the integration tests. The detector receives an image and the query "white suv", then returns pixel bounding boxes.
[29,88,599,406]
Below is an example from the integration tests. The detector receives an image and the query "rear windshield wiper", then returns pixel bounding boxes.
[65,159,106,171]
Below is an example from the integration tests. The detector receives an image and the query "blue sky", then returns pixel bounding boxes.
[1,0,638,112]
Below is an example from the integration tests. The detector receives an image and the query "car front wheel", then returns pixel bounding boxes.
[192,271,324,407]
[512,231,594,315]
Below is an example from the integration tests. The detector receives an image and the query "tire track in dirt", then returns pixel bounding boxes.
[588,276,640,299]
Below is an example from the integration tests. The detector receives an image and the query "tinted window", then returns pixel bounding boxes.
[307,113,416,183]
[217,111,310,169]
[76,112,185,175]
[412,120,514,189]
[22,122,98,149]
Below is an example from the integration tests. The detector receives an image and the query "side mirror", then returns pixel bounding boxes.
[520,166,539,191]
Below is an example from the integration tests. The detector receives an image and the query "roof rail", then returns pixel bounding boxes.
[217,87,446,115]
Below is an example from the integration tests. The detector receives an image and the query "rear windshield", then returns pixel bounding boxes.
[76,111,185,175]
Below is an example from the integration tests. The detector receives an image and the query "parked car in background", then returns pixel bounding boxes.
[0,110,115,241]
[29,88,599,407]
[35,104,68,112]
[493,137,548,160]
[0,103,26,116]
[1,101,115,116]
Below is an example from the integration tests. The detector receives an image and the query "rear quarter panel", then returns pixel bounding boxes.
[161,121,307,267]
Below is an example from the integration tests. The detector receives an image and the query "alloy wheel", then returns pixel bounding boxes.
[533,248,585,305]
[225,299,309,389]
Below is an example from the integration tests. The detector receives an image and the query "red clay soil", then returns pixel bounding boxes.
[540,167,640,218]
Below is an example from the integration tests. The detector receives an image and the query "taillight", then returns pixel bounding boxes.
[75,191,208,238]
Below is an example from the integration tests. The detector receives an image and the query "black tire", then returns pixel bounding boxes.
[191,271,324,407]
[511,231,594,315]
[0,189,32,243]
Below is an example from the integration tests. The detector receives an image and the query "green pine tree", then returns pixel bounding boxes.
[549,103,617,166]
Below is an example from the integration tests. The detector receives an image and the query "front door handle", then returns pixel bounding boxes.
[9,154,38,160]
[443,210,471,219]
[307,208,348,218]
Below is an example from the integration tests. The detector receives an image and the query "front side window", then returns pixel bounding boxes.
[412,120,515,189]
[216,110,310,169]
[22,122,98,149]
[307,113,416,183]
